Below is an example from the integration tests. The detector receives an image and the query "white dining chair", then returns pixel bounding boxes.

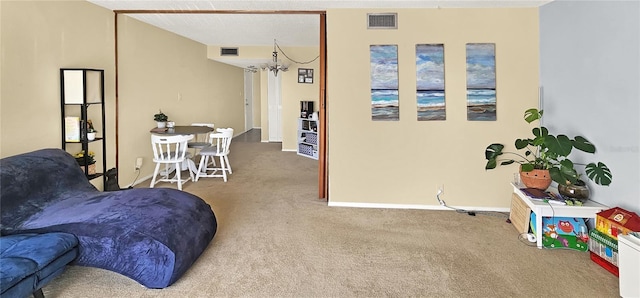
[187,123,215,172]
[214,127,234,174]
[150,134,194,190]
[195,128,234,182]
[188,123,215,154]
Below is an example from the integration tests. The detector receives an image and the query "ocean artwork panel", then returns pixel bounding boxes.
[370,45,399,121]
[466,43,496,121]
[416,44,445,121]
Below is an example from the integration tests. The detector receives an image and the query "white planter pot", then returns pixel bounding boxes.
[156,121,166,128]
[87,132,96,141]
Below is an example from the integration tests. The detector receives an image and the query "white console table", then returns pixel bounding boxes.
[511,183,608,249]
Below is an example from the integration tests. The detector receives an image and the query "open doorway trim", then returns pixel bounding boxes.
[113,10,328,200]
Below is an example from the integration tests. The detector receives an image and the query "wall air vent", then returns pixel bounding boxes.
[220,47,239,56]
[367,13,397,29]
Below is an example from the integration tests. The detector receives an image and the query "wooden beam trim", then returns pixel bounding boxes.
[114,10,324,15]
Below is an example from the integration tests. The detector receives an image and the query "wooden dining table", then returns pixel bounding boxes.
[149,125,214,135]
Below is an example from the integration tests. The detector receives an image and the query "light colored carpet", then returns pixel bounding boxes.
[44,129,619,297]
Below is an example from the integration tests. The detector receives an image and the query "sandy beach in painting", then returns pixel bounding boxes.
[372,105,399,121]
[467,103,496,120]
[417,105,446,121]
[371,88,400,121]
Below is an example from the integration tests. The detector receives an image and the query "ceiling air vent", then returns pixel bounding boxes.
[367,13,397,29]
[220,47,239,56]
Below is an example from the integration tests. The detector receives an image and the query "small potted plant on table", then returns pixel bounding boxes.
[154,110,168,128]
[484,108,612,199]
[86,119,97,141]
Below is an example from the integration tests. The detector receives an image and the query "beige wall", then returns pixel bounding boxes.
[326,8,540,208]
[117,16,245,185]
[0,1,116,189]
[281,47,320,150]
[208,45,320,147]
[1,2,245,189]
[2,2,540,209]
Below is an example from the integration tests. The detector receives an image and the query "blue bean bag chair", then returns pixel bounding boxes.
[0,149,217,289]
[0,232,79,298]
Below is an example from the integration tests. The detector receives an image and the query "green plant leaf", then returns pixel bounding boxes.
[524,108,542,123]
[558,159,579,184]
[532,127,542,137]
[531,127,549,137]
[485,159,497,170]
[485,143,504,160]
[515,139,529,149]
[573,136,596,153]
[545,135,573,157]
[549,167,566,185]
[585,162,612,186]
[545,149,559,161]
[500,160,515,166]
[521,163,534,172]
[532,127,548,146]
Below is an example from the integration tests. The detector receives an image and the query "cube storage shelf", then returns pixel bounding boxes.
[297,118,319,160]
[60,68,107,185]
[509,183,607,249]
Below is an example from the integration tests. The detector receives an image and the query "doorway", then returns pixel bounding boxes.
[267,70,282,142]
[244,71,254,132]
[115,11,326,199]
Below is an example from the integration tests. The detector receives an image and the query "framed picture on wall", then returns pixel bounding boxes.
[298,68,313,84]
[370,44,399,121]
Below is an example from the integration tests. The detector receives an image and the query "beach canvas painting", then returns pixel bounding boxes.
[466,43,496,121]
[416,44,445,121]
[370,45,399,121]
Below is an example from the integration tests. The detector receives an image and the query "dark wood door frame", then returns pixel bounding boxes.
[113,10,328,200]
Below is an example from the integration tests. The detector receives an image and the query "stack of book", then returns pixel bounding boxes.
[520,188,577,205]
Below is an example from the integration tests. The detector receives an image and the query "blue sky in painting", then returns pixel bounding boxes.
[370,45,399,90]
[466,43,496,89]
[416,44,445,90]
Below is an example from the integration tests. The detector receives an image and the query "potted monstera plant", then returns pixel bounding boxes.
[484,108,612,198]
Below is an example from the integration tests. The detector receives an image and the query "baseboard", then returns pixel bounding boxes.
[327,201,510,212]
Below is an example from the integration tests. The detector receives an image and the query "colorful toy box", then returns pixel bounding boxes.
[589,229,618,265]
[596,207,640,240]
[588,229,619,276]
[530,213,589,251]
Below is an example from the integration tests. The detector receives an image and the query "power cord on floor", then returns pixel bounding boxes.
[518,233,539,247]
[128,168,141,188]
[436,191,509,219]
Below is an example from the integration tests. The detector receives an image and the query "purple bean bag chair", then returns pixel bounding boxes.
[0,148,217,288]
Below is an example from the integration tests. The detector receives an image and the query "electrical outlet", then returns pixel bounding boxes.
[135,157,143,171]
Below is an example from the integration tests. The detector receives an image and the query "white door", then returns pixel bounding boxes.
[244,71,254,132]
[267,71,282,142]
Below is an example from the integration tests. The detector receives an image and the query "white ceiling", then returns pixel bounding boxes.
[88,0,552,47]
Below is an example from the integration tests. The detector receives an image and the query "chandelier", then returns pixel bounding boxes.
[263,39,288,76]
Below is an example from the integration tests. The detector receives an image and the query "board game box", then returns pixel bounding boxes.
[530,213,590,251]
